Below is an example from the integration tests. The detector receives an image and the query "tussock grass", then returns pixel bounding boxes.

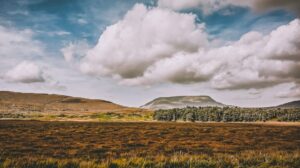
[1,151,299,168]
[0,121,299,167]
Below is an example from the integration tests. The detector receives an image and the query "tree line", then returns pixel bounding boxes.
[153,106,300,122]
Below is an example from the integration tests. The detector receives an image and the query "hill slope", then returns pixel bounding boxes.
[142,96,224,110]
[277,100,300,108]
[0,91,125,114]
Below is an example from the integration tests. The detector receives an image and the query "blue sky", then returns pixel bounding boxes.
[0,0,155,50]
[0,0,295,51]
[0,0,299,107]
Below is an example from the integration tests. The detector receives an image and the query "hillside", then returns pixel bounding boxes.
[0,91,126,114]
[278,100,300,108]
[142,96,224,110]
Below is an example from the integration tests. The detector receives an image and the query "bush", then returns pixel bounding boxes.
[154,107,300,122]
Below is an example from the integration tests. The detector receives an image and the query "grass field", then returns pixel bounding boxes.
[0,109,153,122]
[0,121,299,167]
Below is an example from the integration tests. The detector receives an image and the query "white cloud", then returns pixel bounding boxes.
[80,4,208,80]
[209,19,300,90]
[65,4,300,99]
[120,52,221,86]
[3,61,45,83]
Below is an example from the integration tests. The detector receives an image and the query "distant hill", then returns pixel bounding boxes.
[0,91,126,114]
[277,100,300,108]
[142,96,224,110]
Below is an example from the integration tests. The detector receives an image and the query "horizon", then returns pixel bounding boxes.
[0,89,296,108]
[1,0,300,107]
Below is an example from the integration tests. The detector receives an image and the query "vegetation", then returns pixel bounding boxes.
[90,111,153,121]
[1,151,300,168]
[154,106,300,122]
[0,121,299,167]
[0,109,153,122]
[0,91,143,121]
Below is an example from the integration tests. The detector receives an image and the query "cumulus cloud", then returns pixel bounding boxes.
[208,19,300,90]
[3,61,45,83]
[119,51,222,86]
[121,19,300,89]
[158,0,300,15]
[80,4,208,79]
[73,4,300,98]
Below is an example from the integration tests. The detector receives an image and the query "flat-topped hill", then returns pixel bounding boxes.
[142,96,224,110]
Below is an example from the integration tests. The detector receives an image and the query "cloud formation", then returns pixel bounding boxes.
[3,61,45,83]
[209,19,300,90]
[0,25,44,61]
[158,0,300,15]
[80,4,208,80]
[0,24,65,90]
[77,4,300,97]
[123,19,300,89]
[0,25,47,83]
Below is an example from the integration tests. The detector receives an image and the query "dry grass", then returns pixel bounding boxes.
[0,121,299,160]
[1,151,300,168]
[0,91,133,116]
[0,91,155,122]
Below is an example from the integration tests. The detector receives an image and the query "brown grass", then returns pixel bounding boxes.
[0,121,299,160]
[0,121,299,167]
[1,151,300,168]
[0,91,130,115]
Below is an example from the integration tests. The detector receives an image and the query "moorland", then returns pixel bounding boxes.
[1,91,300,168]
[0,121,300,168]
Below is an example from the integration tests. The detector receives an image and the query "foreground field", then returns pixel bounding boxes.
[0,121,299,167]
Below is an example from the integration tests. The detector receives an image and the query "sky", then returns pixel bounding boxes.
[0,0,300,107]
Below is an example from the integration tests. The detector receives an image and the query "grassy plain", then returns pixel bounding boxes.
[0,121,299,167]
[0,108,153,122]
